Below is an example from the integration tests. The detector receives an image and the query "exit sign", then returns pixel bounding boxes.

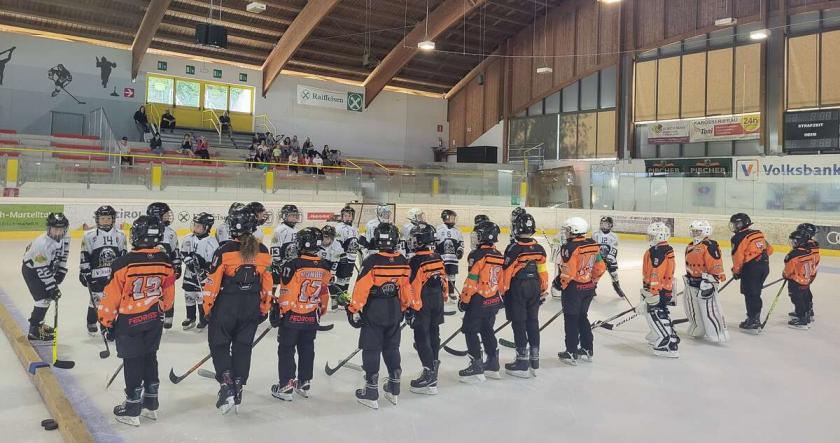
[186,65,195,75]
[157,61,167,71]
[213,69,222,79]
[239,73,247,82]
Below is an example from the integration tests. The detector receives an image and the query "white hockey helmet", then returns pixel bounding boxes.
[406,207,425,225]
[563,216,589,237]
[376,204,392,223]
[647,222,671,246]
[688,220,712,244]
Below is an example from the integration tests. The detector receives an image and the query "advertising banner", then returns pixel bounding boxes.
[297,85,364,112]
[0,204,65,231]
[645,158,732,177]
[641,114,761,144]
[611,215,675,235]
[784,110,840,152]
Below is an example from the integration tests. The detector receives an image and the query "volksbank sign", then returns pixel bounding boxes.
[736,157,840,180]
[297,85,364,112]
[761,163,840,176]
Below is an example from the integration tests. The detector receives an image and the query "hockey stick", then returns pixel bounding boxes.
[325,322,408,376]
[86,289,110,359]
[51,301,75,369]
[169,326,272,384]
[499,307,564,348]
[105,362,123,390]
[442,320,512,357]
[317,323,335,331]
[590,306,637,330]
[760,280,788,329]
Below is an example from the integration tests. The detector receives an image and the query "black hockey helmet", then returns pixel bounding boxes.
[511,207,526,224]
[192,212,215,232]
[513,213,536,237]
[321,224,336,246]
[297,227,323,255]
[340,205,355,224]
[796,223,817,240]
[46,212,69,241]
[281,204,301,225]
[130,215,164,249]
[441,209,457,225]
[474,221,500,245]
[94,205,116,231]
[228,206,257,238]
[373,222,400,252]
[789,228,811,249]
[729,213,752,233]
[408,223,436,252]
[599,216,614,233]
[146,202,173,226]
[474,214,490,227]
[247,202,267,225]
[228,202,245,215]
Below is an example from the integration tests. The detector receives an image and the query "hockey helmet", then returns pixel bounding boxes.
[247,202,268,226]
[192,212,215,234]
[729,213,752,233]
[46,212,69,241]
[228,207,258,238]
[513,213,536,237]
[441,209,457,226]
[407,208,426,225]
[373,222,399,252]
[376,204,393,223]
[321,224,336,246]
[563,217,589,237]
[688,220,712,244]
[281,204,301,225]
[599,216,614,233]
[340,205,356,224]
[146,202,173,226]
[796,223,817,240]
[647,222,671,246]
[408,223,436,252]
[474,221,500,245]
[297,227,323,255]
[94,205,117,231]
[131,215,164,249]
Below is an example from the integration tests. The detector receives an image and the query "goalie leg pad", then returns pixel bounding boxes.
[697,290,729,343]
[682,277,703,338]
[645,305,676,348]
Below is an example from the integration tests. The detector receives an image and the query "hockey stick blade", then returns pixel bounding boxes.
[443,345,470,357]
[498,338,516,349]
[317,323,335,331]
[53,360,75,369]
[443,310,456,316]
[99,349,110,359]
[197,368,216,379]
[169,368,186,384]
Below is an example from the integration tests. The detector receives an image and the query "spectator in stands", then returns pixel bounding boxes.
[133,105,149,141]
[180,133,193,156]
[280,137,291,159]
[331,149,342,166]
[265,132,275,147]
[160,109,176,133]
[321,145,331,164]
[302,153,313,174]
[118,136,133,166]
[288,151,299,174]
[246,144,257,169]
[313,153,324,175]
[291,135,300,154]
[149,132,163,155]
[219,111,232,135]
[272,144,282,163]
[302,136,313,152]
[194,136,210,160]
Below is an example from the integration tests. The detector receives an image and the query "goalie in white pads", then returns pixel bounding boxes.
[436,210,464,302]
[592,216,626,298]
[683,220,729,343]
[180,213,219,330]
[360,204,392,258]
[80,205,127,335]
[334,206,360,300]
[640,222,680,358]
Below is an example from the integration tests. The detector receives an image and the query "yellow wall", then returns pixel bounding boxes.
[146,74,254,132]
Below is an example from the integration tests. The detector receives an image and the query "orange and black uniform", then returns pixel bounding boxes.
[460,245,504,361]
[731,228,773,319]
[274,254,331,386]
[783,242,820,320]
[500,239,548,350]
[349,251,420,376]
[555,237,605,354]
[408,249,447,368]
[643,243,676,299]
[685,239,726,285]
[202,240,273,384]
[99,248,175,393]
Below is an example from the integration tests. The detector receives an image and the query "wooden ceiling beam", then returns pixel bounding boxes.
[262,0,342,95]
[363,0,486,107]
[132,0,172,80]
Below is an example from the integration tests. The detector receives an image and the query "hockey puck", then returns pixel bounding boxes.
[41,419,58,430]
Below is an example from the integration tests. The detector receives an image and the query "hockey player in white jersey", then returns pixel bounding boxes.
[401,207,426,257]
[181,213,219,330]
[147,202,181,329]
[245,201,268,242]
[271,204,301,284]
[360,204,392,258]
[436,209,464,302]
[334,206,360,299]
[319,225,344,309]
[592,216,626,298]
[79,205,126,334]
[22,213,70,341]
[215,202,244,245]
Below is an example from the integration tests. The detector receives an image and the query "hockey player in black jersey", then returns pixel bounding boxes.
[80,205,127,334]
[147,202,181,329]
[22,213,70,341]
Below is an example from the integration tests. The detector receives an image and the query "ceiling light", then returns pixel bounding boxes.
[536,66,553,75]
[418,40,435,51]
[599,0,622,3]
[246,2,266,13]
[715,17,737,26]
[749,29,770,40]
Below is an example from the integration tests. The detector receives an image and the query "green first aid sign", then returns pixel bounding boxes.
[0,204,65,231]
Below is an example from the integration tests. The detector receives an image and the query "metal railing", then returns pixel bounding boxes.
[255,114,278,137]
[201,110,223,144]
[145,103,162,135]
[508,143,545,170]
[87,106,120,162]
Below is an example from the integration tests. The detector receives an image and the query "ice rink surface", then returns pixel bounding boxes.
[1,236,838,443]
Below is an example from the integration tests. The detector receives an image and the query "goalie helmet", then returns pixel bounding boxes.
[130,215,164,249]
[373,222,399,252]
[599,216,613,233]
[146,202,173,226]
[408,223,436,252]
[340,205,355,224]
[513,213,536,237]
[688,220,712,244]
[376,204,392,223]
[281,204,301,226]
[474,221,500,245]
[563,217,589,237]
[647,222,671,246]
[407,208,425,225]
[297,227,323,255]
[729,213,752,233]
[94,205,117,231]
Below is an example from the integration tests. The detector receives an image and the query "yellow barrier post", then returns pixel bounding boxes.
[150,165,162,191]
[265,170,274,193]
[5,158,18,186]
[432,176,440,197]
[519,180,527,205]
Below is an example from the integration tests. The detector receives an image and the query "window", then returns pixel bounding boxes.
[528,101,543,116]
[544,91,561,114]
[580,73,599,111]
[147,76,173,105]
[562,82,579,113]
[204,84,228,110]
[229,87,253,114]
[600,66,617,109]
[789,11,821,35]
[175,80,200,107]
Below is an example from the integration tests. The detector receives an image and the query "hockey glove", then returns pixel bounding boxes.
[457,301,468,312]
[54,271,66,285]
[347,311,364,329]
[732,271,741,280]
[456,247,464,260]
[47,287,62,301]
[258,313,268,325]
[269,303,282,328]
[539,293,547,305]
[79,273,90,288]
[102,326,115,342]
[404,309,417,327]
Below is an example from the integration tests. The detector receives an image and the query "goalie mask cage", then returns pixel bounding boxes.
[346,202,397,231]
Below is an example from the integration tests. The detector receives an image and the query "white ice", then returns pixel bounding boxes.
[1,237,838,443]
